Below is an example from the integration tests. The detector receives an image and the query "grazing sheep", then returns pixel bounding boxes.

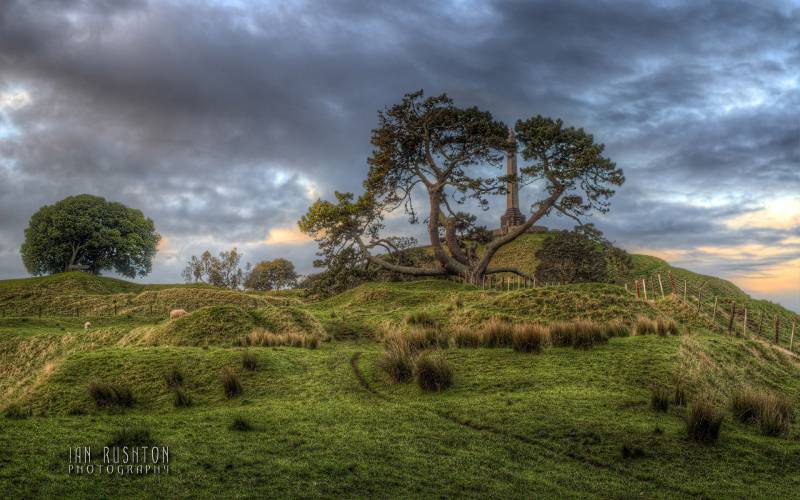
[83,321,92,331]
[170,309,189,320]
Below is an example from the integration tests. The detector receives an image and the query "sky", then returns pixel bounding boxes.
[0,0,798,311]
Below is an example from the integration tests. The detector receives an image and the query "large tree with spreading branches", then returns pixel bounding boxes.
[299,90,624,283]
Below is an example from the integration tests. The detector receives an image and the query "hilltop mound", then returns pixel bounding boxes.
[121,304,323,347]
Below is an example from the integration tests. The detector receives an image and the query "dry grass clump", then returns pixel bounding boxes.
[242,351,258,371]
[451,326,483,348]
[511,323,549,353]
[222,367,243,398]
[379,338,415,383]
[731,386,794,436]
[651,386,671,412]
[634,316,679,336]
[687,397,723,444]
[414,352,453,392]
[674,383,687,406]
[481,317,515,347]
[603,320,630,338]
[88,381,134,408]
[240,328,320,349]
[404,310,438,327]
[549,320,608,349]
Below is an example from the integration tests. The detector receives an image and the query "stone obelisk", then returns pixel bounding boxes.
[500,127,526,233]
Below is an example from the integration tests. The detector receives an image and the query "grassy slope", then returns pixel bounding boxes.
[0,260,799,497]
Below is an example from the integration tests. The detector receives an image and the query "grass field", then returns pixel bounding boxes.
[1,245,798,497]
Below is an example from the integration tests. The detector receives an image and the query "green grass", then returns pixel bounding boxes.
[0,269,799,497]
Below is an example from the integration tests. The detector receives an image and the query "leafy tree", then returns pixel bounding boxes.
[245,258,299,291]
[299,90,624,283]
[182,248,244,289]
[20,194,160,277]
[534,229,607,284]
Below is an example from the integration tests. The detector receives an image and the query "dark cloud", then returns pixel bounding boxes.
[0,0,797,309]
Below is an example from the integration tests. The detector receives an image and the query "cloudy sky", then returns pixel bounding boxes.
[0,0,798,311]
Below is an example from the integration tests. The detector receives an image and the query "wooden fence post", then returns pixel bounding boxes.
[668,271,676,295]
[657,273,664,298]
[790,321,796,351]
[774,315,779,344]
[624,283,628,293]
[712,297,718,324]
[635,280,640,299]
[742,307,747,336]
[642,279,647,301]
[728,301,736,335]
[683,281,687,304]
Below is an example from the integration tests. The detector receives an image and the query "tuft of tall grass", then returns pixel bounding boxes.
[481,317,515,348]
[88,381,134,408]
[731,386,794,436]
[603,320,630,338]
[633,316,658,336]
[241,328,321,348]
[549,320,608,349]
[222,367,243,398]
[164,366,184,389]
[242,351,258,371]
[651,387,670,412]
[404,310,438,327]
[173,388,192,408]
[687,397,723,444]
[674,383,687,406]
[451,326,483,348]
[3,404,30,419]
[379,339,415,383]
[415,352,453,392]
[511,324,549,353]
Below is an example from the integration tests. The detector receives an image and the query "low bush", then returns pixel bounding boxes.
[229,416,254,432]
[415,352,453,392]
[687,398,723,444]
[222,367,243,398]
[242,351,258,371]
[88,381,134,408]
[731,386,794,436]
[164,366,184,388]
[107,427,154,448]
[651,387,670,412]
[173,388,192,408]
[481,317,515,348]
[511,324,549,353]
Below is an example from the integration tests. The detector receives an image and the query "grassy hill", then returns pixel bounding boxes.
[0,253,798,497]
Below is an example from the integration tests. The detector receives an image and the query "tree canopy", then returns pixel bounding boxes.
[535,225,633,285]
[181,248,245,289]
[20,194,160,278]
[299,90,624,284]
[245,258,298,291]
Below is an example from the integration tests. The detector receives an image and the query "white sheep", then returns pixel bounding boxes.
[83,321,92,331]
[170,309,189,320]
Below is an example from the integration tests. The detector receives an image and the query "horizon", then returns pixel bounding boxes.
[0,1,798,311]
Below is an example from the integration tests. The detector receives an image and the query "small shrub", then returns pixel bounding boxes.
[404,310,437,327]
[107,427,154,448]
[242,351,258,371]
[229,416,253,432]
[687,398,723,444]
[222,367,243,398]
[173,388,192,408]
[4,404,30,419]
[633,316,658,336]
[415,353,453,392]
[481,317,515,347]
[451,327,482,348]
[511,324,549,353]
[651,387,670,412]
[88,381,133,408]
[380,341,415,383]
[164,366,184,388]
